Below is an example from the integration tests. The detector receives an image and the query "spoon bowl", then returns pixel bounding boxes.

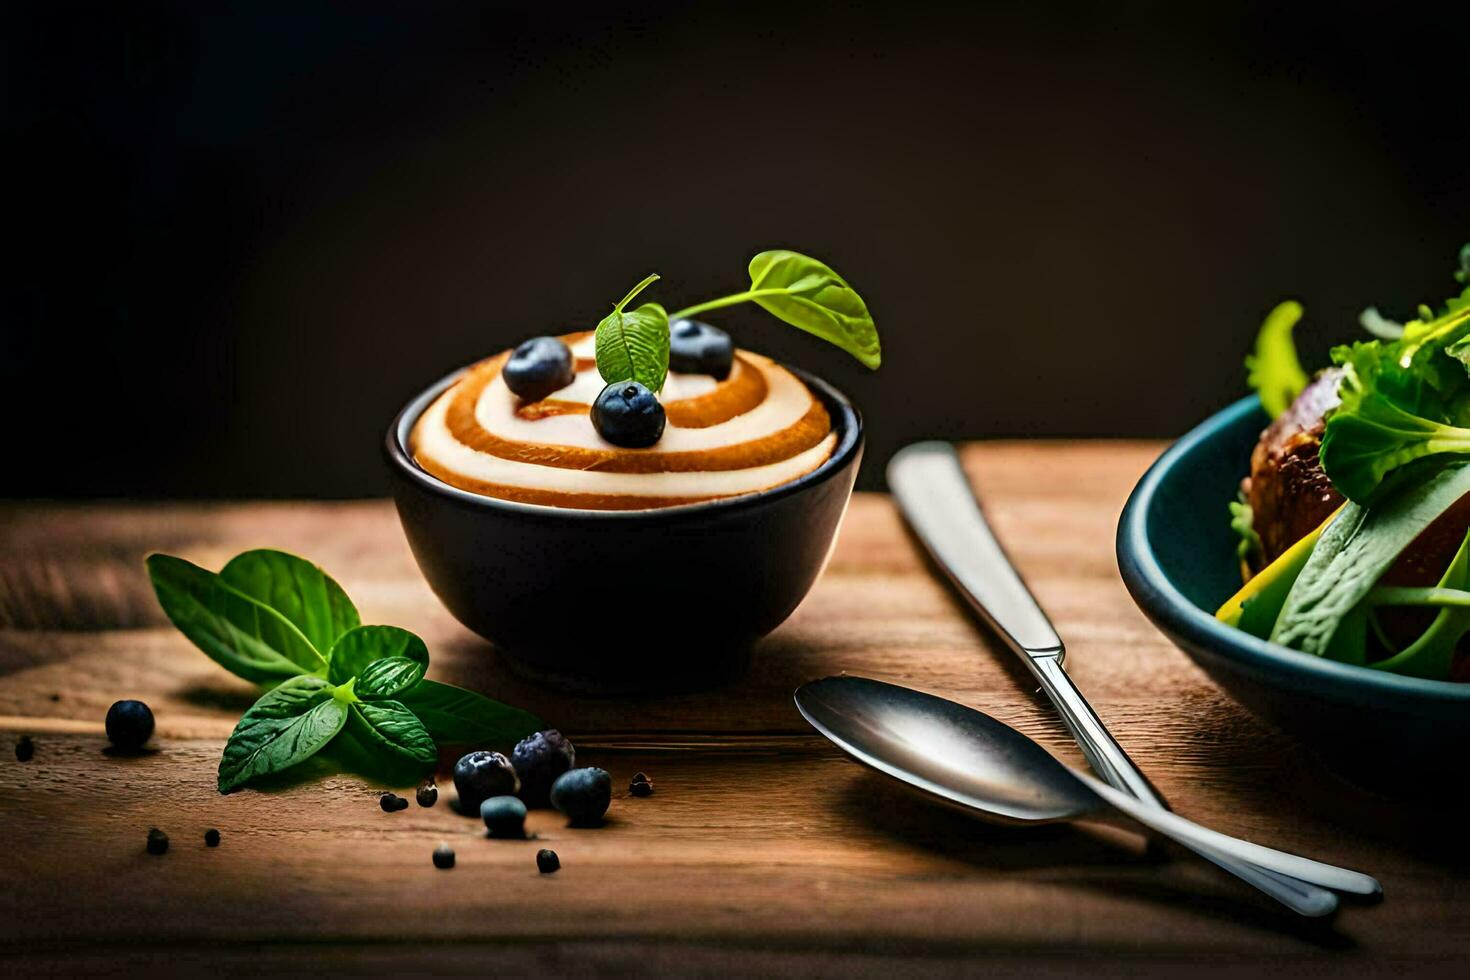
[795,675,1381,916]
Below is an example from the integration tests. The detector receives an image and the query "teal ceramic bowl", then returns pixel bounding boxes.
[1117,396,1470,787]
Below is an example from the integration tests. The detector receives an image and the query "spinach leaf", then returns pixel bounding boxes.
[1271,461,1470,655]
[346,699,438,769]
[594,273,670,392]
[146,554,327,683]
[220,549,359,658]
[217,675,349,793]
[398,679,541,746]
[1244,300,1308,419]
[357,656,427,699]
[328,625,428,686]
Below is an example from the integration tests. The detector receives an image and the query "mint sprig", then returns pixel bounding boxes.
[590,250,881,390]
[146,549,541,794]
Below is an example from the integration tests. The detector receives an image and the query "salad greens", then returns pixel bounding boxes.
[592,250,879,390]
[1224,243,1470,681]
[147,549,540,793]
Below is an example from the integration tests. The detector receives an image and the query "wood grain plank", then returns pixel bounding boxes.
[2,441,1467,971]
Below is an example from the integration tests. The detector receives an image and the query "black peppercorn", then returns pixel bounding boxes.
[204,828,221,847]
[536,848,560,874]
[433,844,455,869]
[416,781,438,808]
[146,828,169,855]
[15,735,34,762]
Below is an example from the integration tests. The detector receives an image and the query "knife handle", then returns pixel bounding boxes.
[887,442,1063,658]
[1031,655,1168,810]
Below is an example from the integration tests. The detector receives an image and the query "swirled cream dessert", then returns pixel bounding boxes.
[411,331,837,510]
[409,251,880,511]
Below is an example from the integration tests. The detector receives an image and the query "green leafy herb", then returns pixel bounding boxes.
[1244,300,1309,419]
[148,550,541,793]
[1270,461,1470,656]
[220,549,360,657]
[398,679,542,745]
[1318,302,1470,502]
[146,554,326,683]
[1227,491,1263,571]
[671,250,880,369]
[217,675,349,793]
[593,273,670,392]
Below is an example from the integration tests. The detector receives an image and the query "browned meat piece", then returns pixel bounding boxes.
[1243,369,1344,565]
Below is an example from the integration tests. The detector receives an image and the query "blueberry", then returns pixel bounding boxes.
[146,828,169,855]
[453,750,519,814]
[105,700,154,750]
[432,843,456,870]
[204,828,221,847]
[480,795,528,838]
[536,848,560,874]
[550,767,612,826]
[591,381,665,448]
[416,781,438,808]
[512,729,576,808]
[379,792,402,813]
[503,336,576,402]
[629,773,653,797]
[15,735,34,762]
[669,319,734,380]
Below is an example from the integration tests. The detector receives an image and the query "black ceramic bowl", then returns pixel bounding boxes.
[1117,396,1470,789]
[385,364,863,690]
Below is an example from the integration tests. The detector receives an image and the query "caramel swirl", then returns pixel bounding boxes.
[410,332,837,510]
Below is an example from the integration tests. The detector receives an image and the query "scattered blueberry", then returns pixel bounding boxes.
[630,772,654,797]
[669,319,734,379]
[105,700,155,750]
[380,793,404,813]
[15,735,34,762]
[416,781,438,808]
[433,843,456,870]
[503,336,576,402]
[204,828,221,847]
[480,795,528,838]
[536,848,560,874]
[591,381,665,448]
[550,767,612,826]
[146,828,169,855]
[454,750,520,814]
[512,729,576,808]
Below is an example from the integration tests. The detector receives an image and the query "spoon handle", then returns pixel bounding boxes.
[1080,774,1382,900]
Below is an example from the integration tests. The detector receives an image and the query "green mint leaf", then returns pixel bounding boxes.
[327,625,429,686]
[1244,300,1308,419]
[220,549,360,658]
[397,679,541,746]
[594,273,670,392]
[356,656,427,699]
[346,699,438,769]
[146,554,327,683]
[746,250,879,369]
[1271,461,1470,657]
[217,675,348,793]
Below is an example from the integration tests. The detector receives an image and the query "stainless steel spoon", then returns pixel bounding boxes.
[795,675,1382,917]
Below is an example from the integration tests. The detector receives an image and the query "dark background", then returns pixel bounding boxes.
[5,1,1467,498]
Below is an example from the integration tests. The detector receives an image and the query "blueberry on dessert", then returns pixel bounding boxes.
[511,729,576,808]
[591,381,665,448]
[669,319,734,380]
[503,336,576,402]
[453,750,520,813]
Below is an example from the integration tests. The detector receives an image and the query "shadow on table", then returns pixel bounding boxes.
[838,771,1358,949]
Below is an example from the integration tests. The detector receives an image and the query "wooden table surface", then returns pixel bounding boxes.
[2,442,1467,977]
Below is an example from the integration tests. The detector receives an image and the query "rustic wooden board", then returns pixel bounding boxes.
[2,442,1467,976]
